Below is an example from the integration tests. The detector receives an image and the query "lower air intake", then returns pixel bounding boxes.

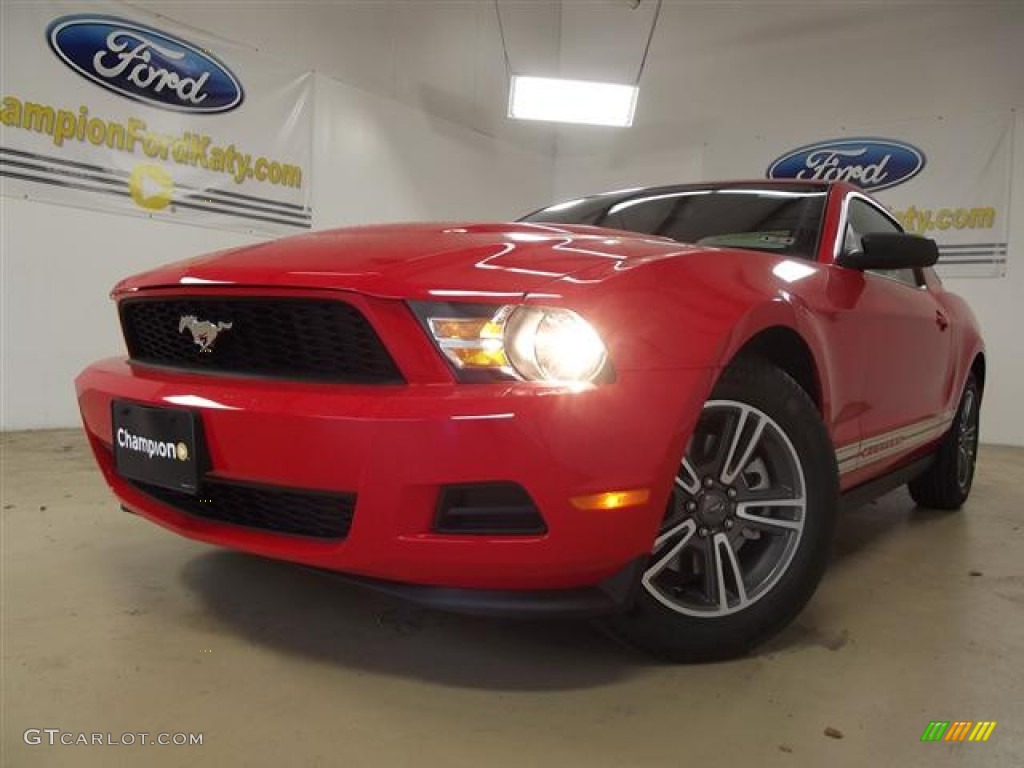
[130,478,356,540]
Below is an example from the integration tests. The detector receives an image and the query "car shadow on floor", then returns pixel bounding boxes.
[176,487,955,686]
[179,549,656,691]
[757,487,959,656]
[831,486,954,564]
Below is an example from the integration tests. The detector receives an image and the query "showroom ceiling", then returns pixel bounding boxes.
[147,0,564,153]
[28,0,1024,152]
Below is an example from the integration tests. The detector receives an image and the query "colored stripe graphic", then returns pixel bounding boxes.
[969,722,997,742]
[921,720,997,742]
[921,721,949,741]
[944,721,973,741]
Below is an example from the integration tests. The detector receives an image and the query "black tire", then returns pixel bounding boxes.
[908,373,980,510]
[603,356,839,663]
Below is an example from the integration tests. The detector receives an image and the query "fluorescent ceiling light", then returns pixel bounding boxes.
[508,76,638,127]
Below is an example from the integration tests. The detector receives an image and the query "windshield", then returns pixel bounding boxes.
[521,186,827,260]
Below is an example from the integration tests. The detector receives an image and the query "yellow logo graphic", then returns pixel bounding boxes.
[129,163,173,210]
[175,442,189,462]
[921,720,997,742]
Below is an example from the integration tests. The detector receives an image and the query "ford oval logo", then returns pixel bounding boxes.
[767,138,925,192]
[47,15,244,114]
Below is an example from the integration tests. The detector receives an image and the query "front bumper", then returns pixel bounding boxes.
[77,357,712,597]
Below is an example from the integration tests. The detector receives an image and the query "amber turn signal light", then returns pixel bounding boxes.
[570,488,650,510]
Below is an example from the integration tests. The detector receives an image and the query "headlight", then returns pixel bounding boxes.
[412,302,609,384]
[505,307,608,383]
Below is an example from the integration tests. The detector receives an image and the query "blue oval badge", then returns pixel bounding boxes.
[47,15,244,114]
[767,138,925,191]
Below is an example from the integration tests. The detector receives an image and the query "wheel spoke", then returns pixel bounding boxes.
[704,408,741,478]
[702,539,721,609]
[653,517,697,551]
[736,486,800,505]
[961,392,975,424]
[713,532,748,611]
[720,406,767,485]
[643,519,697,583]
[735,499,804,533]
[674,457,701,496]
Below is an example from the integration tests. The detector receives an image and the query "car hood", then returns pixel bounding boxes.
[113,222,688,299]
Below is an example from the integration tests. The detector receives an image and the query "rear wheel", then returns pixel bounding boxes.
[908,373,980,510]
[604,357,838,662]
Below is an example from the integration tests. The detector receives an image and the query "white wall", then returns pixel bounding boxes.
[552,2,1024,446]
[0,3,558,430]
[948,109,1024,449]
[311,75,553,228]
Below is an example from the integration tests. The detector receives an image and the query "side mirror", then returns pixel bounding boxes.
[838,232,939,271]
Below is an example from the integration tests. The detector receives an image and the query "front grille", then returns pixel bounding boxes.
[120,297,403,383]
[130,478,356,540]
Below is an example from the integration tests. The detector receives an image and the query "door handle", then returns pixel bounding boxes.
[935,310,949,331]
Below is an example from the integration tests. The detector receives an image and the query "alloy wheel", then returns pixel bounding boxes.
[642,400,807,617]
[956,388,978,492]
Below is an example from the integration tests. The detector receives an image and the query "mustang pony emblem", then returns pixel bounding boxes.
[179,315,232,352]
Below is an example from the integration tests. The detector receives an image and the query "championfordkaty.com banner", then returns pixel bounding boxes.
[0,1,313,235]
[704,111,1014,279]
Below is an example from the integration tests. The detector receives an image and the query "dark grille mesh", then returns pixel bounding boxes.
[130,478,356,540]
[120,298,403,383]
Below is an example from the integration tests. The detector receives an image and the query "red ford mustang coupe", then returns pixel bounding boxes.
[76,180,984,661]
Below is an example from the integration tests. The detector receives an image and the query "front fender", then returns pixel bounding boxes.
[541,250,825,374]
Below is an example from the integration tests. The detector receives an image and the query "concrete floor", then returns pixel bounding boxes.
[2,430,1022,768]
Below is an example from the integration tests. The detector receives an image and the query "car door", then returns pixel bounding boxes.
[827,193,953,478]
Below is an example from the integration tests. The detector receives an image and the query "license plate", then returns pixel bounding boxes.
[112,402,201,494]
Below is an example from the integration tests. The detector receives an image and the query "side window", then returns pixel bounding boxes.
[843,198,920,287]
